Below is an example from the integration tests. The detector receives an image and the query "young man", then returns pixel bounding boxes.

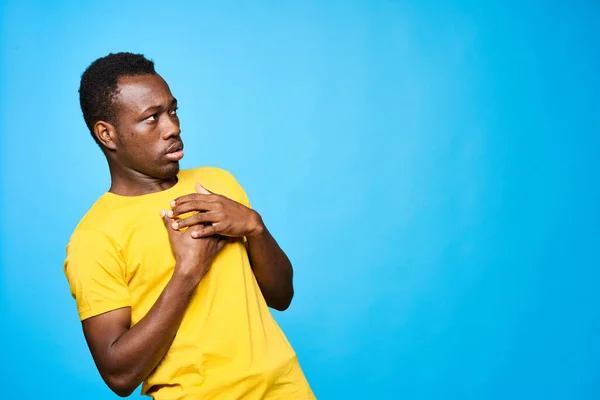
[64,52,315,399]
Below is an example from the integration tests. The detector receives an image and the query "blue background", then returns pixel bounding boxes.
[1,1,599,399]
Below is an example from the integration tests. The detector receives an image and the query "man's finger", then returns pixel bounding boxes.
[196,182,212,195]
[216,236,228,252]
[160,210,173,230]
[160,209,179,232]
[170,200,215,218]
[174,212,219,230]
[171,193,217,207]
[215,236,236,250]
[160,210,169,225]
[170,193,199,207]
[190,224,219,238]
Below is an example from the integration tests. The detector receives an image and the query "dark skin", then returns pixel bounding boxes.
[81,74,294,397]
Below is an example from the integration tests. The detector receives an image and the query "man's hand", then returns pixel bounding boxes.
[167,183,264,239]
[160,209,228,285]
[169,181,294,311]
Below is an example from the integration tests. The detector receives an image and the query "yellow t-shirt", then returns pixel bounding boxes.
[64,167,315,399]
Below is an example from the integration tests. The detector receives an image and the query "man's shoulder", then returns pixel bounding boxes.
[182,166,247,204]
[68,195,117,241]
[182,166,238,182]
[181,166,242,190]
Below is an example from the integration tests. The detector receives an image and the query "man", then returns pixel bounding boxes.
[64,52,315,399]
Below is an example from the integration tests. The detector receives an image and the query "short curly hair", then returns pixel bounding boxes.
[79,52,156,146]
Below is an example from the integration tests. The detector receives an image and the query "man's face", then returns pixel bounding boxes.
[111,73,183,180]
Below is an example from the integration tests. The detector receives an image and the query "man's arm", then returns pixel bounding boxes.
[82,273,197,397]
[244,217,294,311]
[79,212,227,397]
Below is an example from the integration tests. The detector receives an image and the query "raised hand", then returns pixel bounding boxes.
[167,183,264,239]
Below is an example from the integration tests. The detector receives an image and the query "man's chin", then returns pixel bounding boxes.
[161,162,180,180]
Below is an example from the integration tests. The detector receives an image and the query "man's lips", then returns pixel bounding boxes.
[165,142,184,161]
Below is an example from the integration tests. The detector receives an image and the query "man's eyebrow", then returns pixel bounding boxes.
[142,104,162,114]
[141,98,177,114]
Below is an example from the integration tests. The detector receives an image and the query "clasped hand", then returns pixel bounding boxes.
[166,183,263,238]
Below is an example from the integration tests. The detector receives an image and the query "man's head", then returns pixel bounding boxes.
[79,52,183,180]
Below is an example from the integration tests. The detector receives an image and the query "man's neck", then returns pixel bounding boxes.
[108,164,178,197]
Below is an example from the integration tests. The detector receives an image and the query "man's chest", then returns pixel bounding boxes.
[120,212,176,306]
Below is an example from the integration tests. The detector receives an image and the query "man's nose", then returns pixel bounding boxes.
[162,117,181,140]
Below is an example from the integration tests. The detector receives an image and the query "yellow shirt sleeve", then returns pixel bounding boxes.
[64,229,131,321]
[213,167,251,208]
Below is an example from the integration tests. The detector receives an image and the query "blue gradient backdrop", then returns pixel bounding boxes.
[1,1,599,399]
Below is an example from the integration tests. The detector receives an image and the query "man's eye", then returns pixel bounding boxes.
[170,107,178,116]
[146,113,158,121]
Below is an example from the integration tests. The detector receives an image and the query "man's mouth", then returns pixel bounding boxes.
[165,142,184,161]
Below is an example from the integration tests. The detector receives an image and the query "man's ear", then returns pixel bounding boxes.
[94,121,118,150]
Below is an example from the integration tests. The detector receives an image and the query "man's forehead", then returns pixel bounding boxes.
[115,74,173,110]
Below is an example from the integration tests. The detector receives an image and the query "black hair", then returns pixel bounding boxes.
[79,52,156,146]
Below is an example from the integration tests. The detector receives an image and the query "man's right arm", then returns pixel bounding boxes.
[74,212,226,397]
[82,270,197,397]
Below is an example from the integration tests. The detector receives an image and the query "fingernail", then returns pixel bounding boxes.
[172,222,179,229]
[171,200,176,207]
[167,210,173,217]
[160,210,166,217]
[191,232,198,238]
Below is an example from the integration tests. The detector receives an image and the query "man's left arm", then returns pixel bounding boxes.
[168,182,294,311]
[243,218,294,311]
